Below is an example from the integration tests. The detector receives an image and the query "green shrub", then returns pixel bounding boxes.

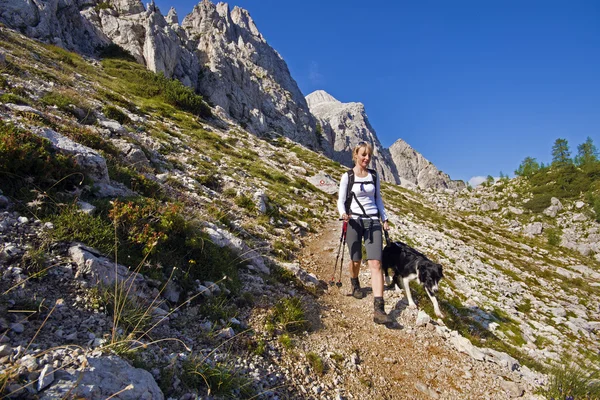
[50,204,114,255]
[41,91,79,111]
[41,90,94,122]
[101,60,211,118]
[306,352,324,375]
[278,334,293,350]
[0,93,29,105]
[105,198,242,290]
[591,195,600,223]
[196,174,221,191]
[94,1,112,12]
[523,194,552,213]
[97,283,153,335]
[269,297,307,334]
[541,359,600,400]
[42,44,79,66]
[0,121,83,201]
[516,298,532,314]
[102,105,130,124]
[197,295,236,322]
[181,356,254,398]
[234,194,255,211]
[107,162,164,199]
[545,227,562,247]
[161,76,212,119]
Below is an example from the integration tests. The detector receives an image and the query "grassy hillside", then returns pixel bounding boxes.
[1,26,599,398]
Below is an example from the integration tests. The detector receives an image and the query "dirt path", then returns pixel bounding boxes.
[297,219,518,400]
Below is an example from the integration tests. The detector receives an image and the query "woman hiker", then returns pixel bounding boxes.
[337,142,392,325]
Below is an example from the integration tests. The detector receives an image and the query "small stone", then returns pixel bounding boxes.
[0,344,12,357]
[500,380,524,398]
[10,323,24,333]
[20,355,38,371]
[415,381,439,399]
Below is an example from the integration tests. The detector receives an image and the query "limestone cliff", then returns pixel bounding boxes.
[0,0,318,148]
[306,90,399,184]
[181,0,318,147]
[389,138,465,190]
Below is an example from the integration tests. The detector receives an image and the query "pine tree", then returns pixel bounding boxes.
[551,138,572,167]
[575,136,598,168]
[515,157,540,177]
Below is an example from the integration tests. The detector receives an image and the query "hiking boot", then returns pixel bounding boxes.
[373,297,393,325]
[350,277,364,299]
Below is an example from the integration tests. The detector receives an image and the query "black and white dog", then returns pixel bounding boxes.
[382,241,444,318]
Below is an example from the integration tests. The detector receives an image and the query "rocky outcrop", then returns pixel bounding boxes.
[182,1,318,147]
[306,90,399,184]
[306,90,464,189]
[0,0,110,54]
[1,0,318,148]
[389,138,465,190]
[82,0,200,88]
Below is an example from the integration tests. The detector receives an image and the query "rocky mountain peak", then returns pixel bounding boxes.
[306,91,400,184]
[166,7,179,25]
[181,1,318,147]
[305,90,342,107]
[389,138,464,190]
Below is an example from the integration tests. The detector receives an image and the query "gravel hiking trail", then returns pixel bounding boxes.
[297,218,521,400]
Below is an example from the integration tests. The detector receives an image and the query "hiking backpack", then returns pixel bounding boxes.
[344,168,379,217]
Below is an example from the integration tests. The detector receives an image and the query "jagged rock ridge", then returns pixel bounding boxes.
[307,90,464,190]
[306,89,400,184]
[181,1,318,146]
[0,0,318,148]
[389,138,465,190]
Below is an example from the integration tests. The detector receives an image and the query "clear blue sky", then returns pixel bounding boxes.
[155,0,600,184]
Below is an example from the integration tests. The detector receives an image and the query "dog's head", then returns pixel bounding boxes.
[418,261,444,294]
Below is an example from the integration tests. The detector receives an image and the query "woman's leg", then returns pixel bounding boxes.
[349,260,361,278]
[364,221,392,324]
[368,259,384,297]
[346,220,364,298]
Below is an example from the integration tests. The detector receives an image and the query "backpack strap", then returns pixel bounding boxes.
[345,168,380,218]
[344,169,354,215]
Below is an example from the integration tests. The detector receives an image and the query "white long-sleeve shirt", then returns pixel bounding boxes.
[337,171,388,221]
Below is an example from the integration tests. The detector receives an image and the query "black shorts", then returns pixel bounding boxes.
[346,218,382,261]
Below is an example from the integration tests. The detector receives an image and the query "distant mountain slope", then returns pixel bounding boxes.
[306,89,400,184]
[0,0,319,147]
[389,138,466,190]
[307,90,464,190]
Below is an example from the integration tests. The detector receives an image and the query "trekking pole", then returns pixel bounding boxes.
[337,220,348,287]
[330,220,347,287]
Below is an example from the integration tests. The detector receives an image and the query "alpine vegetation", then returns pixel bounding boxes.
[0,2,598,399]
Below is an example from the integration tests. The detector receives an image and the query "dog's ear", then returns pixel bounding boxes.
[436,264,444,278]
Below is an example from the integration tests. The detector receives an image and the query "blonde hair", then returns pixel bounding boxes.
[352,142,373,163]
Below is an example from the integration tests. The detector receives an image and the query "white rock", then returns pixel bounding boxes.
[38,364,54,391]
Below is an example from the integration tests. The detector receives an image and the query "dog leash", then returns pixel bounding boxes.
[384,229,391,246]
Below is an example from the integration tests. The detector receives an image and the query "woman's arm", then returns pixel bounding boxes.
[337,172,349,218]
